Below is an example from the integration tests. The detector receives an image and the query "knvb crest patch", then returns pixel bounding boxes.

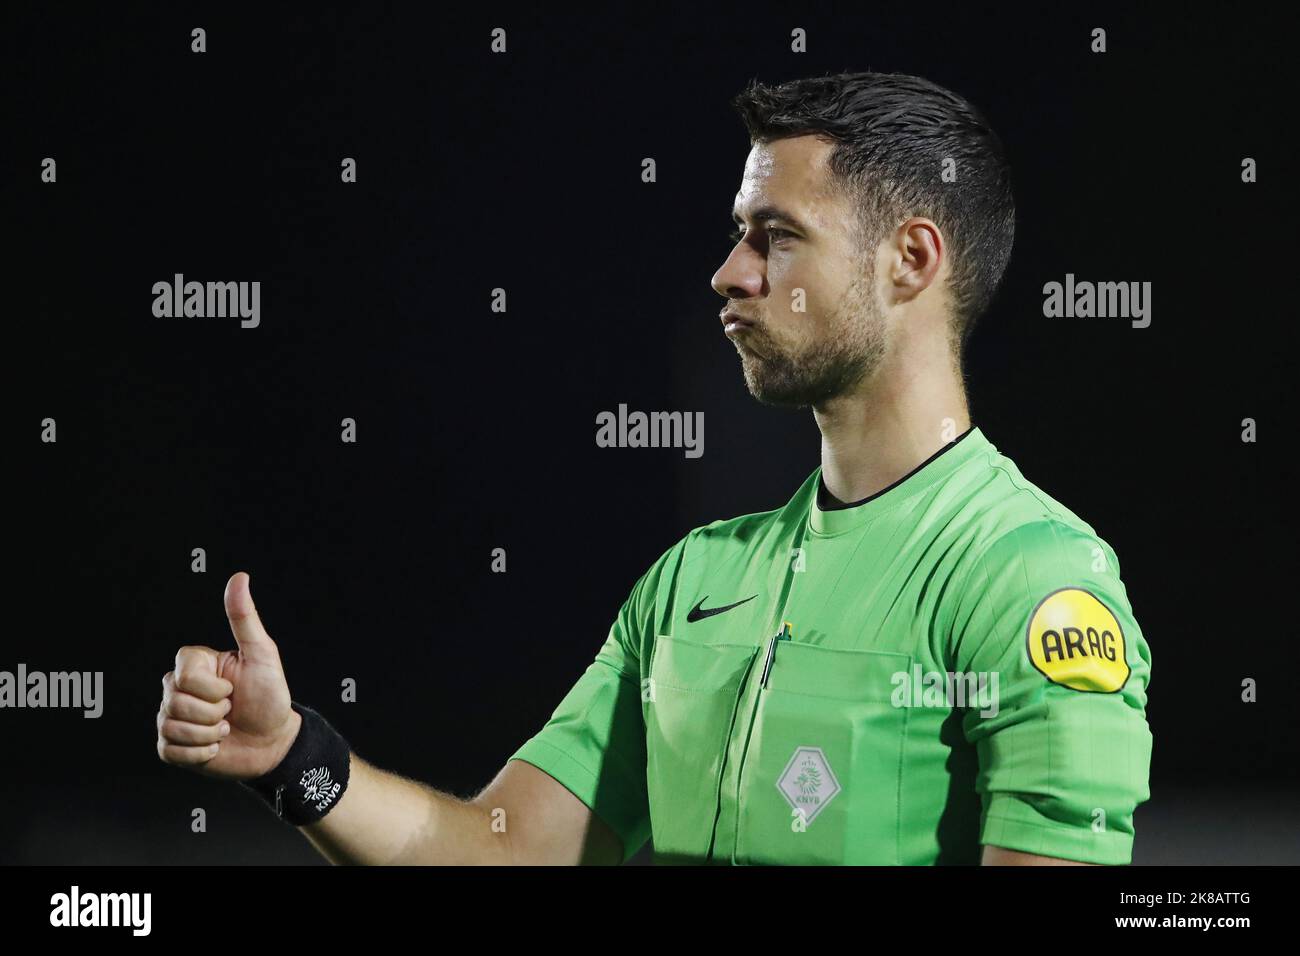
[300,766,342,811]
[777,746,840,824]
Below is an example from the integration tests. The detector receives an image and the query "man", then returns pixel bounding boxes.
[156,71,1153,865]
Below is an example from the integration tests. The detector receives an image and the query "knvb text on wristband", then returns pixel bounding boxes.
[242,702,352,826]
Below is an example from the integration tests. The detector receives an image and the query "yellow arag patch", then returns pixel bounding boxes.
[1026,588,1129,692]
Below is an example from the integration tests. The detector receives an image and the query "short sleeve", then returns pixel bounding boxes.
[949,519,1154,865]
[508,539,683,863]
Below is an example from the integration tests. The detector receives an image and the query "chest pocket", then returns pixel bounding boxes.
[644,634,758,863]
[735,641,911,865]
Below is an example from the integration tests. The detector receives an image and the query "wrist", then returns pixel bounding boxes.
[266,708,304,774]
[241,702,351,826]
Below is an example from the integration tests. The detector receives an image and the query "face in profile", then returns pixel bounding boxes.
[712,135,889,410]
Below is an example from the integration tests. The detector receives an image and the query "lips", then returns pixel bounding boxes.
[722,320,766,360]
[721,311,756,334]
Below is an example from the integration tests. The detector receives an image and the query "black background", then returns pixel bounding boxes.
[4,3,1295,865]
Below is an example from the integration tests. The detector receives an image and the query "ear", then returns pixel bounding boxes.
[887,217,945,305]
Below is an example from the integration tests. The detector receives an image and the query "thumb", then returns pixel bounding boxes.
[224,571,276,657]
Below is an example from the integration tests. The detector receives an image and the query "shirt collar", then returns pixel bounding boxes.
[806,427,991,536]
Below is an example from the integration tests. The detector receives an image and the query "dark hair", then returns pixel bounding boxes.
[732,71,1015,351]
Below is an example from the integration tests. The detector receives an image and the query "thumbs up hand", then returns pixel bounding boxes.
[156,572,302,779]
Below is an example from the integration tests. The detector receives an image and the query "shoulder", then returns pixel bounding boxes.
[955,443,1124,586]
[629,509,774,582]
[623,477,811,620]
[625,502,785,598]
[973,519,1119,589]
[939,440,1148,691]
[946,446,1138,647]
[688,505,787,549]
[681,471,813,562]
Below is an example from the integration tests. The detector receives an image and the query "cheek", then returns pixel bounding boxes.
[769,259,834,318]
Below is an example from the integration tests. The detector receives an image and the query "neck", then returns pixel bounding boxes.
[814,337,969,505]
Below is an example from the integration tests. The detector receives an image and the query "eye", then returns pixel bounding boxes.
[729,226,795,244]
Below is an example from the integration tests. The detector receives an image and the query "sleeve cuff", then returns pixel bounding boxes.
[980,794,1135,865]
[508,738,647,864]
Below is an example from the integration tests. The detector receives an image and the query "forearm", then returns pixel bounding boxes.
[297,753,509,865]
[981,844,1097,865]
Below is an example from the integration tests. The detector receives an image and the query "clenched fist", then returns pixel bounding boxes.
[156,572,302,779]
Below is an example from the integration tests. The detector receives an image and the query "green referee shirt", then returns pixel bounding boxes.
[509,427,1153,865]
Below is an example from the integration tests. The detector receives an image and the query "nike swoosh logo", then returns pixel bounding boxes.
[686,594,758,622]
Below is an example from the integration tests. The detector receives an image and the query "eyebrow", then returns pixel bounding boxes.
[731,203,812,233]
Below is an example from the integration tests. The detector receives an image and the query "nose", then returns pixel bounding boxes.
[710,242,765,301]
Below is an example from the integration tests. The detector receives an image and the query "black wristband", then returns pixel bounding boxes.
[242,702,351,826]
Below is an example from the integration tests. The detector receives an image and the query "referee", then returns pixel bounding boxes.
[156,71,1153,865]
